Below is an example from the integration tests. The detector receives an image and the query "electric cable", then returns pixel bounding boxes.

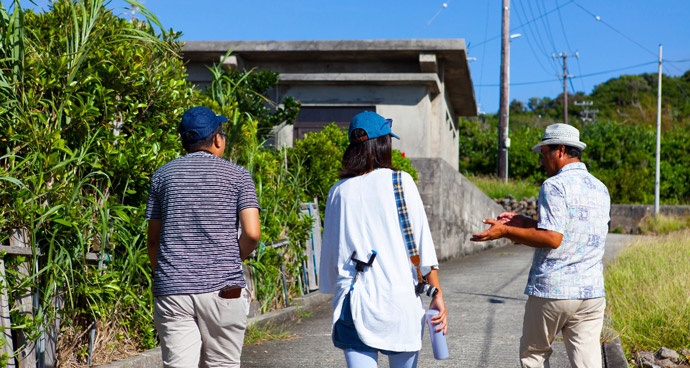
[571,1,657,58]
[475,60,658,87]
[511,0,560,76]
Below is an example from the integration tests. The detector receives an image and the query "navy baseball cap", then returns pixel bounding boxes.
[179,106,228,142]
[348,111,400,143]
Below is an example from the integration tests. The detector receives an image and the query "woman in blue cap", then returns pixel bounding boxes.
[319,111,448,368]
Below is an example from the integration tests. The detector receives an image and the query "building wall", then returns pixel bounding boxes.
[185,59,461,170]
[274,84,459,170]
[411,158,511,261]
[610,204,690,234]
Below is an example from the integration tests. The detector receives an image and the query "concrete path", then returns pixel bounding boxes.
[240,234,639,368]
[101,234,639,367]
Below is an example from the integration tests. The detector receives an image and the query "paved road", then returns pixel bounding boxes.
[240,234,639,368]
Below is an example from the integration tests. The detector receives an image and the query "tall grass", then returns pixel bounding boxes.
[465,174,540,200]
[604,230,690,358]
[638,214,690,235]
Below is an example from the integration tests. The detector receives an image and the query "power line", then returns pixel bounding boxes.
[555,0,573,53]
[554,0,586,92]
[468,0,574,50]
[476,78,558,87]
[571,1,658,58]
[511,0,560,76]
[574,61,657,79]
[666,58,690,63]
[475,60,659,87]
[474,0,493,113]
[534,0,559,53]
[423,1,451,28]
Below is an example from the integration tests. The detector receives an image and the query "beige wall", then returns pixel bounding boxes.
[277,84,459,170]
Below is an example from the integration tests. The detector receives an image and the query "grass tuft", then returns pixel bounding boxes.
[243,323,293,345]
[465,174,540,200]
[638,214,690,235]
[604,230,690,359]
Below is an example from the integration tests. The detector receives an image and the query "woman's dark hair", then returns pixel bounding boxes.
[182,125,223,152]
[339,128,394,178]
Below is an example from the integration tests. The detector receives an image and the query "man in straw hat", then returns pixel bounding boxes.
[471,123,611,368]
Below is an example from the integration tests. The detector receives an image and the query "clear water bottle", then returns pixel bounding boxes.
[426,309,449,360]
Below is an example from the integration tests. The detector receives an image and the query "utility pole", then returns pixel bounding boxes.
[553,52,577,124]
[574,101,598,123]
[654,44,662,215]
[498,0,510,181]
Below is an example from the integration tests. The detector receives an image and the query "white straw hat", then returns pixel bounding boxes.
[531,123,587,153]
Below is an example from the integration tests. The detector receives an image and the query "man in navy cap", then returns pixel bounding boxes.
[145,106,261,367]
[472,123,610,368]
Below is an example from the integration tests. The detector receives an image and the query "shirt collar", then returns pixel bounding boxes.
[558,161,586,174]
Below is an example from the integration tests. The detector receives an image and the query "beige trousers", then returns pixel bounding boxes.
[520,296,606,368]
[154,289,250,368]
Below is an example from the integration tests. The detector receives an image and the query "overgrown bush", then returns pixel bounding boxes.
[290,123,418,217]
[1,1,419,364]
[458,117,690,204]
[1,0,195,365]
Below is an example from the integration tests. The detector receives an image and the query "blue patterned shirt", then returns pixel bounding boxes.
[525,162,610,299]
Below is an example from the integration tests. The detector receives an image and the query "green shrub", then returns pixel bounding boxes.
[458,117,497,176]
[458,117,690,204]
[290,123,417,216]
[1,0,193,363]
[466,174,540,200]
[638,214,690,235]
[290,123,349,212]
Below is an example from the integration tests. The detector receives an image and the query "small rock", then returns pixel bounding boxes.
[658,347,681,363]
[638,351,659,368]
[656,358,678,368]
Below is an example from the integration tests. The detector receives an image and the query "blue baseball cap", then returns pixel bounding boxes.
[348,111,400,143]
[179,106,228,142]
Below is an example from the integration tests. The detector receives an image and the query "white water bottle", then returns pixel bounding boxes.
[426,309,449,360]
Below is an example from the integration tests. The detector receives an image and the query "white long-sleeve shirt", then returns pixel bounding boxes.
[319,168,438,352]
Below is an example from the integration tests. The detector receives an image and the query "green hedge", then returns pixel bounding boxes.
[459,118,690,204]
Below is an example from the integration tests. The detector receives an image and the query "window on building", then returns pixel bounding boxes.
[294,106,375,140]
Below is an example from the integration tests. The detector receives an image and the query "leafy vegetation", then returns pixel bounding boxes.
[1,0,193,365]
[1,0,688,364]
[604,230,690,360]
[465,174,539,200]
[638,214,690,235]
[459,117,690,204]
[289,123,417,216]
[466,69,690,204]
[243,322,292,346]
[0,1,419,364]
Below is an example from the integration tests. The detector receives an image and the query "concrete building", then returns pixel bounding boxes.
[182,39,508,261]
[182,39,477,170]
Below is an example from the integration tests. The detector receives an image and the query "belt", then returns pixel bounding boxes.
[218,287,243,299]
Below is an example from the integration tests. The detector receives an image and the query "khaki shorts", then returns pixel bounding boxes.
[154,288,250,368]
[520,296,605,368]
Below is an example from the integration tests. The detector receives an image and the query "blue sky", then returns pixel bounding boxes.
[6,0,690,114]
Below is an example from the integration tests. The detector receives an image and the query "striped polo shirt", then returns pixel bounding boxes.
[145,151,259,297]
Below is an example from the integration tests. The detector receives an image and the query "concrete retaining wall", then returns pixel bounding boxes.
[411,158,510,261]
[610,204,690,234]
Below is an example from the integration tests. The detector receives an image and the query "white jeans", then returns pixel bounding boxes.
[154,289,250,368]
[520,296,606,368]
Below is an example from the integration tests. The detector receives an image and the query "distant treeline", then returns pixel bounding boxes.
[460,71,690,204]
